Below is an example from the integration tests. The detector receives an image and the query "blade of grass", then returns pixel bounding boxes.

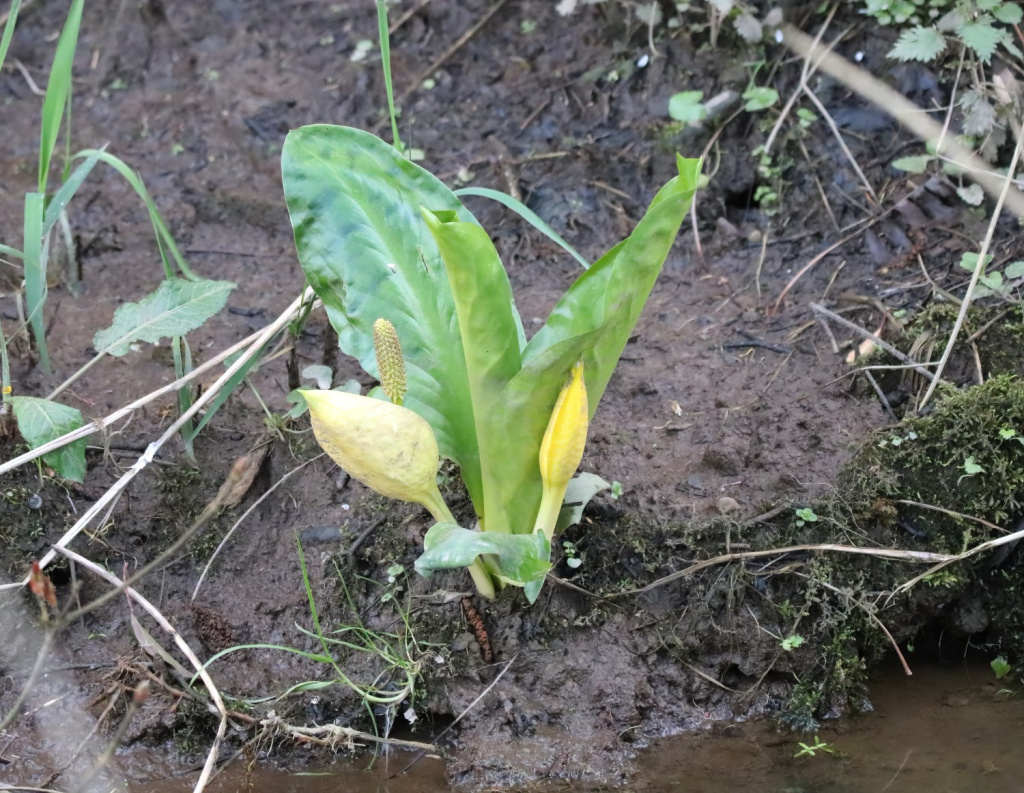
[172,336,196,460]
[22,192,50,372]
[0,244,24,260]
[72,149,199,281]
[455,186,590,269]
[42,148,104,236]
[38,0,83,194]
[376,0,402,151]
[0,0,22,74]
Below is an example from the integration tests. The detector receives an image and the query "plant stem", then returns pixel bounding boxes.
[421,487,496,599]
[533,485,564,542]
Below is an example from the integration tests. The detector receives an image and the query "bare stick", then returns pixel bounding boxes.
[801,85,877,201]
[192,453,325,602]
[809,303,935,382]
[863,370,897,422]
[775,23,1024,218]
[613,543,953,598]
[919,126,1024,408]
[0,297,317,478]
[57,548,229,793]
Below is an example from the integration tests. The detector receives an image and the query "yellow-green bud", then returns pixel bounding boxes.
[301,388,450,522]
[373,318,407,406]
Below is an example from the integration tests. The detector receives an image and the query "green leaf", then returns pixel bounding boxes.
[415,522,551,587]
[668,91,707,124]
[422,210,524,529]
[1004,261,1024,280]
[38,0,83,194]
[282,125,485,509]
[742,86,779,112]
[994,3,1023,24]
[23,192,50,372]
[555,472,611,533]
[959,252,994,273]
[454,186,591,270]
[41,148,104,237]
[489,157,700,533]
[0,243,24,260]
[0,0,22,75]
[891,154,935,174]
[888,25,946,61]
[959,16,1001,62]
[11,396,86,482]
[991,654,1012,679]
[93,278,235,356]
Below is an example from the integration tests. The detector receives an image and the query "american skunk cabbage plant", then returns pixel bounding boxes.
[284,125,700,602]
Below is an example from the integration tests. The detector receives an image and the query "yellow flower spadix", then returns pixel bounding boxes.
[534,360,588,540]
[301,389,452,523]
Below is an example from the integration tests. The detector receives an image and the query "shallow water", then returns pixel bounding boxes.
[132,658,1024,792]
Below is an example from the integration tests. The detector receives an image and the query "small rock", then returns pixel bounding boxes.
[687,475,704,491]
[717,496,740,514]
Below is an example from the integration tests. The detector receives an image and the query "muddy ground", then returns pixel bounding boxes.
[2,0,1024,789]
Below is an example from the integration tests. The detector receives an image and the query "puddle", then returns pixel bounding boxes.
[639,658,1024,793]
[127,659,1023,793]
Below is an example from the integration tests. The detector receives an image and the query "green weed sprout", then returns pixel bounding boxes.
[285,126,699,602]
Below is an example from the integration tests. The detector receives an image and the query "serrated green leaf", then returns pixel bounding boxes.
[668,91,706,124]
[415,522,551,586]
[892,154,935,173]
[93,278,236,356]
[742,86,779,112]
[959,16,1001,62]
[11,396,86,482]
[888,25,946,61]
[282,125,484,509]
[994,2,1023,23]
[959,252,994,272]
[1004,261,1024,280]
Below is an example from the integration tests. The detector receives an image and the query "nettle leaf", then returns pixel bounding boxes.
[282,125,485,508]
[93,278,235,356]
[994,2,1023,24]
[668,91,707,124]
[958,16,1001,62]
[892,154,935,173]
[961,90,997,137]
[415,522,551,591]
[11,396,86,482]
[889,25,946,61]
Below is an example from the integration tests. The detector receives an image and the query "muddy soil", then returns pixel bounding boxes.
[2,0,1022,789]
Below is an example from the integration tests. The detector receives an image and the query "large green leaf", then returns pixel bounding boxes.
[282,125,484,508]
[11,396,86,482]
[422,209,523,532]
[415,522,550,590]
[490,156,701,533]
[93,278,236,356]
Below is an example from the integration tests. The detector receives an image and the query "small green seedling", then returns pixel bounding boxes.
[794,735,835,758]
[562,540,582,569]
[999,427,1024,445]
[610,480,623,500]
[958,455,984,484]
[781,634,805,652]
[795,507,818,527]
[991,655,1012,679]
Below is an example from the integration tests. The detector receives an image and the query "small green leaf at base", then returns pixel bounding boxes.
[11,396,86,481]
[415,522,551,587]
[555,472,611,533]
